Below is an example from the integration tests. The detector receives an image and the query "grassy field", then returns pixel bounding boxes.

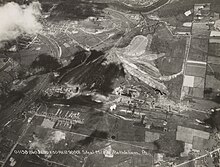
[150,25,186,100]
[151,26,186,75]
[164,75,184,101]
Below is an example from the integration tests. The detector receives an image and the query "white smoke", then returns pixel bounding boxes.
[0,1,42,45]
[50,131,66,144]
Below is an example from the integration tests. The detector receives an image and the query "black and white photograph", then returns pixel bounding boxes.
[0,0,220,166]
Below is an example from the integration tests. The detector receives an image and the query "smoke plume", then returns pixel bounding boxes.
[0,1,42,45]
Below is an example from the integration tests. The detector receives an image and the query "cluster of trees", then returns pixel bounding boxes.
[31,54,61,73]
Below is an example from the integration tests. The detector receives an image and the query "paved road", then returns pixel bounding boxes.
[1,113,37,167]
[109,0,170,12]
[1,73,50,166]
[105,8,134,26]
[175,147,220,167]
[0,0,185,165]
[180,35,192,100]
[1,32,62,167]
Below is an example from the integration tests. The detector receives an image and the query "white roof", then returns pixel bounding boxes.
[210,31,220,37]
[183,75,194,87]
[187,60,207,65]
[214,19,220,30]
[184,10,192,16]
[103,145,114,158]
[183,22,192,27]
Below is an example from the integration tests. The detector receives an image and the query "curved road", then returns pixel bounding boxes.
[108,0,169,12]
[38,34,62,58]
[1,0,172,165]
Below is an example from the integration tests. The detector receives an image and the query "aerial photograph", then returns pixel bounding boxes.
[0,0,220,166]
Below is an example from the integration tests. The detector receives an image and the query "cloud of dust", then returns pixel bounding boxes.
[0,1,42,46]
